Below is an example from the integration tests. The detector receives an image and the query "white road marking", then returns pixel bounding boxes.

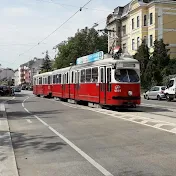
[22,96,114,176]
[26,119,32,123]
[60,101,176,135]
[141,103,176,111]
[34,96,176,134]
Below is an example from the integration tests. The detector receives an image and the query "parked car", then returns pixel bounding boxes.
[0,85,11,96]
[143,86,166,100]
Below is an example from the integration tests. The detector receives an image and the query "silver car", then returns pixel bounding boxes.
[144,86,166,100]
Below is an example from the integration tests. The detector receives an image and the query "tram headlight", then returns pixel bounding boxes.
[128,91,133,96]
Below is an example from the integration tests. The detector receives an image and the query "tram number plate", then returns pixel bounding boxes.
[114,85,121,92]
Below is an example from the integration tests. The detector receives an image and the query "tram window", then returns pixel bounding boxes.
[107,68,111,83]
[86,69,91,82]
[48,76,51,84]
[56,74,59,83]
[115,69,139,82]
[92,67,98,82]
[67,72,68,83]
[71,72,74,83]
[81,69,85,83]
[53,75,55,84]
[100,68,104,83]
[39,77,42,84]
[128,70,139,82]
[107,68,112,92]
[58,74,61,83]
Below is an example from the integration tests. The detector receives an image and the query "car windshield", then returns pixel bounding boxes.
[161,87,166,90]
[114,69,139,83]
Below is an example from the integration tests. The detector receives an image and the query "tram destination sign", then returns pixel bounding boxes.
[76,51,104,65]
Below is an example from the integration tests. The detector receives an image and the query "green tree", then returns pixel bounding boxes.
[40,51,52,73]
[134,40,150,88]
[151,39,170,85]
[55,27,108,69]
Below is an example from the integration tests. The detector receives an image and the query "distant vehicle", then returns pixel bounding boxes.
[14,86,21,92]
[21,85,26,90]
[164,77,176,101]
[143,86,166,100]
[0,85,11,96]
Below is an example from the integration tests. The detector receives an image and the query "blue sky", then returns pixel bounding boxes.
[0,0,129,69]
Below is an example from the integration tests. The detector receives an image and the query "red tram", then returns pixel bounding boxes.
[33,52,141,107]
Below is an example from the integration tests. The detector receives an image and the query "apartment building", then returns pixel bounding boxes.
[19,58,44,85]
[106,0,176,58]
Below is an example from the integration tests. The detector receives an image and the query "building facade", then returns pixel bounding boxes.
[19,58,44,85]
[106,0,176,58]
[0,68,14,81]
[13,69,20,86]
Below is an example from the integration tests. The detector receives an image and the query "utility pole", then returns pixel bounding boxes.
[98,28,118,55]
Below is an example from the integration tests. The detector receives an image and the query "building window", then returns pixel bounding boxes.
[112,28,115,37]
[143,36,147,45]
[109,31,111,37]
[144,15,147,26]
[123,43,126,53]
[118,27,121,34]
[137,37,140,48]
[122,25,126,36]
[150,35,153,46]
[132,18,134,29]
[150,13,153,25]
[137,16,140,28]
[132,39,135,50]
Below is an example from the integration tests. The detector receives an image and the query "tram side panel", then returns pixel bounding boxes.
[76,83,99,103]
[62,84,69,99]
[43,84,49,96]
[70,83,75,100]
[33,85,37,95]
[52,84,62,98]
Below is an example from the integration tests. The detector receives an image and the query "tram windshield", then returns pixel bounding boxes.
[115,69,139,82]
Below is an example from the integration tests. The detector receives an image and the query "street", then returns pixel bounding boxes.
[0,91,176,176]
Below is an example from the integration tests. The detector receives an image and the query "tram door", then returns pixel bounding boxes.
[99,66,106,104]
[75,70,80,100]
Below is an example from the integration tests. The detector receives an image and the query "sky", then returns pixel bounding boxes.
[0,0,129,69]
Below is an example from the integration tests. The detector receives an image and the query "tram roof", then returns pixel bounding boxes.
[33,71,52,78]
[35,54,139,77]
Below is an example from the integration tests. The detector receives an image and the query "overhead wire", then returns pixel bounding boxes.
[36,0,112,12]
[19,0,93,56]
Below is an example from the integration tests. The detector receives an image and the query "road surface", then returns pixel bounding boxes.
[2,91,176,176]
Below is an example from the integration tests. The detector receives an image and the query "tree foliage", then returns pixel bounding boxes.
[135,39,172,89]
[54,27,108,69]
[134,40,150,88]
[40,51,52,73]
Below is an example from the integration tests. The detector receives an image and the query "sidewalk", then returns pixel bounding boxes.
[0,102,19,176]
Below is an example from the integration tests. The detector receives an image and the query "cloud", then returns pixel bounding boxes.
[2,7,31,17]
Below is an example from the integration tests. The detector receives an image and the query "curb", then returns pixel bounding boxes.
[0,101,19,176]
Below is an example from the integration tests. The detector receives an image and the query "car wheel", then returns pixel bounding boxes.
[146,95,149,100]
[157,95,161,101]
[166,94,172,102]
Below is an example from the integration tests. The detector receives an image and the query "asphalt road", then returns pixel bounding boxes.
[5,91,176,176]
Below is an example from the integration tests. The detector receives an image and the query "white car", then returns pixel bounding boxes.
[143,86,166,100]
